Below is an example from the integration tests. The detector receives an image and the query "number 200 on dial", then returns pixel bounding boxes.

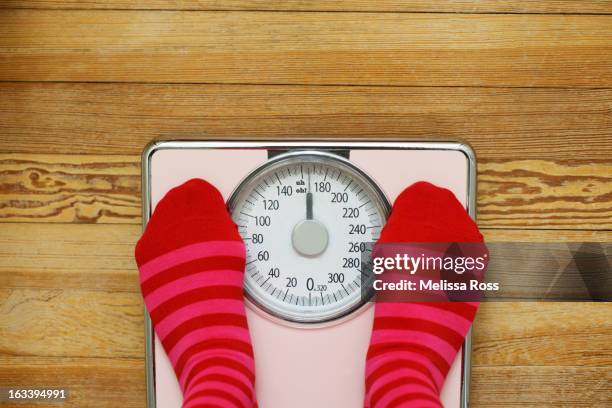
[228,151,390,323]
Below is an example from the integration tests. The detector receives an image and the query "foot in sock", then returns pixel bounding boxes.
[364,181,486,408]
[135,179,256,408]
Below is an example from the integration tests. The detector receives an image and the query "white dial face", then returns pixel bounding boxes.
[228,151,389,323]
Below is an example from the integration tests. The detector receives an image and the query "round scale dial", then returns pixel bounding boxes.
[228,151,389,323]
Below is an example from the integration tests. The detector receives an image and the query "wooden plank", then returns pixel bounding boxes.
[0,154,141,224]
[1,83,610,159]
[2,0,612,14]
[478,159,612,229]
[0,224,142,292]
[483,228,612,242]
[1,223,610,292]
[0,356,145,408]
[1,11,611,86]
[470,366,612,407]
[0,289,144,359]
[1,287,611,366]
[2,155,610,228]
[1,357,610,408]
[472,303,612,367]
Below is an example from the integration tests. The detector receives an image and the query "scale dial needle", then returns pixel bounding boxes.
[306,168,313,219]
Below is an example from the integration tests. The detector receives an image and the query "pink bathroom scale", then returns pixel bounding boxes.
[142,140,476,408]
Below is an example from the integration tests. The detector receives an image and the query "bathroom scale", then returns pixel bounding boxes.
[142,139,477,408]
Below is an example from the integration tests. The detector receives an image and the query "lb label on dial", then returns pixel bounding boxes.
[228,151,390,324]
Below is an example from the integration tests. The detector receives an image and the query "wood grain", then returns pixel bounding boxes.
[3,0,612,14]
[0,289,144,359]
[478,160,612,229]
[2,154,610,229]
[0,356,145,408]
[1,11,611,86]
[0,224,141,292]
[470,366,612,407]
[1,83,611,159]
[473,303,612,367]
[0,154,141,224]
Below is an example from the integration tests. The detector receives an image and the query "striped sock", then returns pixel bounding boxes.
[136,179,256,408]
[365,182,486,408]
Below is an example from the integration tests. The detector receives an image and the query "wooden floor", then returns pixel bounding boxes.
[0,1,611,407]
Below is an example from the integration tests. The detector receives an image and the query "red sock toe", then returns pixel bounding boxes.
[380,181,483,243]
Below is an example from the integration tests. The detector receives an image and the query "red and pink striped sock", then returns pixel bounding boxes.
[365,181,486,408]
[135,179,256,408]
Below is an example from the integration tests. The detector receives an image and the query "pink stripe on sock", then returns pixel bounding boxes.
[367,368,437,407]
[186,380,251,408]
[368,366,435,395]
[155,299,247,339]
[180,350,255,389]
[144,269,244,311]
[395,399,441,408]
[374,302,473,335]
[183,395,237,408]
[369,330,458,366]
[366,352,445,388]
[373,382,438,408]
[139,241,245,282]
[187,365,254,395]
[169,327,252,366]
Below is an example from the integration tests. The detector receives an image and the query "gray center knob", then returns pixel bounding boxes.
[292,219,329,257]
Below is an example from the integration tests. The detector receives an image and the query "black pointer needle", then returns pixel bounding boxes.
[306,168,313,219]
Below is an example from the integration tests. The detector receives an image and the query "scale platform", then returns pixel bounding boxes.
[142,140,477,408]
